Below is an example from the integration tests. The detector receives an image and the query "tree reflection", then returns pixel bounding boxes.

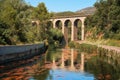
[85,55,120,80]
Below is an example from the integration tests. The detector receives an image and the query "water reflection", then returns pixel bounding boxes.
[52,49,85,72]
[80,52,84,71]
[70,49,75,69]
[52,57,56,69]
[0,48,120,80]
[44,48,120,80]
[61,49,65,68]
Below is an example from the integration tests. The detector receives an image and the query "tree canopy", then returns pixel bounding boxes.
[0,0,63,45]
[85,0,120,40]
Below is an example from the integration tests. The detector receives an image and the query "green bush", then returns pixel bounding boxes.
[68,41,76,48]
[78,43,97,53]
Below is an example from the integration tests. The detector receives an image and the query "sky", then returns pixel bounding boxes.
[25,0,97,12]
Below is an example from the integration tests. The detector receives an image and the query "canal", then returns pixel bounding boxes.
[0,47,120,80]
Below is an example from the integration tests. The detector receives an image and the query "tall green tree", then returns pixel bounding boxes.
[32,3,52,41]
[85,0,120,40]
[0,0,32,44]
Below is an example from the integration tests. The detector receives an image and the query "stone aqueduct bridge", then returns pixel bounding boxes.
[50,16,86,41]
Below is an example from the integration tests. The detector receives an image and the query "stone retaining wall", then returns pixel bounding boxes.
[0,43,47,64]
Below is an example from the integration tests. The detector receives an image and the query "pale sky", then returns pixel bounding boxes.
[25,0,97,12]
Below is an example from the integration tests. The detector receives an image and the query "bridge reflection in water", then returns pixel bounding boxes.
[52,49,85,71]
[1,48,120,80]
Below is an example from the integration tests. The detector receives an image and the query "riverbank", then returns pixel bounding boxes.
[0,43,47,64]
[85,39,120,47]
[76,40,120,53]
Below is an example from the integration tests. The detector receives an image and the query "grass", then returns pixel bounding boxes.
[86,39,120,47]
[105,39,120,47]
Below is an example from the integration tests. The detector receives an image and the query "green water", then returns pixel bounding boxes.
[30,49,120,80]
[0,48,120,80]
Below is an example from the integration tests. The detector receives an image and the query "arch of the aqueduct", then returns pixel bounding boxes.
[50,17,86,41]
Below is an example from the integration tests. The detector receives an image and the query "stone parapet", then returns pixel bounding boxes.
[0,43,47,64]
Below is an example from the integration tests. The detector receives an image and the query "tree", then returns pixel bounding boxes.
[0,0,32,44]
[0,20,12,44]
[31,3,52,41]
[85,0,120,40]
[0,0,63,46]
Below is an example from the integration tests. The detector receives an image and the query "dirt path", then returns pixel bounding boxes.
[76,41,120,53]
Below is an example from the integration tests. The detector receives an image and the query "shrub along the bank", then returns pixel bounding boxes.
[68,42,98,54]
[69,41,120,55]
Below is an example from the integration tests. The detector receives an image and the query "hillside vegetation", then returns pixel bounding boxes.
[85,0,120,46]
[0,0,63,46]
[52,11,88,18]
[76,7,96,15]
[85,0,120,39]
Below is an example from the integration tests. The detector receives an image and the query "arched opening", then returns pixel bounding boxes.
[74,19,82,40]
[55,20,62,29]
[64,20,72,44]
